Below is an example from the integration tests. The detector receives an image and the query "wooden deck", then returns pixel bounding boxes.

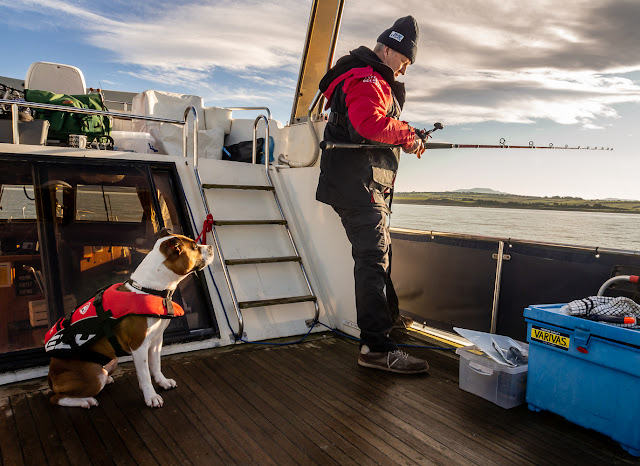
[0,334,636,465]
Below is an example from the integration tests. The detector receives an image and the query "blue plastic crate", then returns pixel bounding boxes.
[524,304,640,457]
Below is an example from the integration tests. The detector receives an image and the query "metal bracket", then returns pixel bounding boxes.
[492,253,511,260]
[229,332,248,343]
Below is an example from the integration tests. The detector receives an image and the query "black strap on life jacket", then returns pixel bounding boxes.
[328,111,348,126]
[92,289,129,358]
[124,279,175,315]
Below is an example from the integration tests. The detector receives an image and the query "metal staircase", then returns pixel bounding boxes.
[194,114,319,340]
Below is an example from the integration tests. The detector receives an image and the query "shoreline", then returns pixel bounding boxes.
[393,194,640,215]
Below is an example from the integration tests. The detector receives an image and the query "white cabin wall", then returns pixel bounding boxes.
[272,167,359,338]
[275,121,326,167]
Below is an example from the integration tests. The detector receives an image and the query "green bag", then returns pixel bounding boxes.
[24,89,112,143]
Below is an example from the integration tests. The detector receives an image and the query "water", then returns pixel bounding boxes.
[390,203,640,252]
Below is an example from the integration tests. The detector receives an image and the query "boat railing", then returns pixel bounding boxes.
[278,90,323,168]
[225,107,272,120]
[252,115,270,169]
[0,98,199,161]
[103,99,131,112]
[390,225,640,343]
[390,226,640,257]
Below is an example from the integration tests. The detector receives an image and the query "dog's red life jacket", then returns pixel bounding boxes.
[44,283,184,362]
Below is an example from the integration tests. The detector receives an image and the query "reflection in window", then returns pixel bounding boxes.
[0,185,37,220]
[0,163,45,353]
[0,160,216,362]
[76,185,144,222]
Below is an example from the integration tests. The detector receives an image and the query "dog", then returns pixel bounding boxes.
[45,232,214,408]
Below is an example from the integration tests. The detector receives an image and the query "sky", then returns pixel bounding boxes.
[1,0,639,200]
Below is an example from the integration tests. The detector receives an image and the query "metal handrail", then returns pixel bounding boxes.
[103,99,130,112]
[183,106,199,164]
[390,226,640,257]
[226,107,272,120]
[0,98,199,159]
[258,112,320,329]
[188,111,245,340]
[252,115,270,168]
[279,90,323,168]
[263,159,321,329]
[304,90,322,167]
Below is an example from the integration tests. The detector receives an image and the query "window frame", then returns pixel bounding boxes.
[0,154,219,371]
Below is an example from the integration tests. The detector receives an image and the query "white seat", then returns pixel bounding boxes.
[131,90,232,158]
[25,62,86,95]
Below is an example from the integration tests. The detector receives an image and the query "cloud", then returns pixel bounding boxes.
[336,0,640,128]
[402,68,640,126]
[3,0,640,129]
[5,0,310,71]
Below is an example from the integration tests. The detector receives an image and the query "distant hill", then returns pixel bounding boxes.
[393,191,640,214]
[453,188,509,195]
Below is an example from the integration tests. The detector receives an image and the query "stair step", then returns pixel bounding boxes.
[202,184,274,191]
[238,295,317,309]
[213,219,287,226]
[225,256,302,265]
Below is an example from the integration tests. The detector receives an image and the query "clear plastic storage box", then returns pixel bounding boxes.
[456,344,528,409]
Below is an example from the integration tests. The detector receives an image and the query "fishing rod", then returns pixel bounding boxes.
[319,122,614,151]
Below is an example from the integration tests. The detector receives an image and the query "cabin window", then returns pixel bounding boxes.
[0,158,216,367]
[0,162,44,354]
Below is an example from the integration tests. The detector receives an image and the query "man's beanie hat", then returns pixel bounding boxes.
[377,16,419,64]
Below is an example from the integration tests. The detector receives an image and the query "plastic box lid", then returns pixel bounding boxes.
[455,345,528,374]
[524,304,640,348]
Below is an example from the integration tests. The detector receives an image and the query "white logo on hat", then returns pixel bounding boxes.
[389,31,404,42]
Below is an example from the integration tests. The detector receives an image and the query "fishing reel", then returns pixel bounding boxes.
[415,122,443,142]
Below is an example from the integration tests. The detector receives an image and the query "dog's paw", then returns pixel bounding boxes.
[156,377,177,390]
[145,393,164,408]
[81,397,99,409]
[106,376,115,385]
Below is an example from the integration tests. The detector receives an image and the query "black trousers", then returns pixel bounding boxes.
[334,207,399,352]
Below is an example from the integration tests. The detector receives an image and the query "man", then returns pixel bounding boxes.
[316,16,428,374]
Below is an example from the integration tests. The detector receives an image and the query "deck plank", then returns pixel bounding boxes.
[313,340,541,465]
[25,391,70,466]
[238,352,383,465]
[118,373,207,465]
[218,350,399,465]
[0,335,638,466]
[261,341,482,465]
[207,357,338,465]
[401,346,632,464]
[249,345,441,465]
[0,397,25,466]
[189,358,312,465]
[46,396,93,466]
[173,361,278,465]
[104,377,183,466]
[11,394,48,466]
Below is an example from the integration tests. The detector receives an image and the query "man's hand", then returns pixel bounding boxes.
[402,137,426,159]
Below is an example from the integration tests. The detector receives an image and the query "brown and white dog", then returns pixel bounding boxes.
[46,232,214,408]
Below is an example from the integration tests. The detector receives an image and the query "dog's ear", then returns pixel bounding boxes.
[158,227,173,238]
[160,236,183,258]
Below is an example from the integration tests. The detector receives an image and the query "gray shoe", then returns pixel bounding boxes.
[358,345,429,374]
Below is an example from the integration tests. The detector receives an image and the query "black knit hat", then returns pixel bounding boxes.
[377,16,419,64]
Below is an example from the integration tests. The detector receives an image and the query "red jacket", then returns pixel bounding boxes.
[45,283,184,358]
[317,46,412,210]
[323,66,416,148]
